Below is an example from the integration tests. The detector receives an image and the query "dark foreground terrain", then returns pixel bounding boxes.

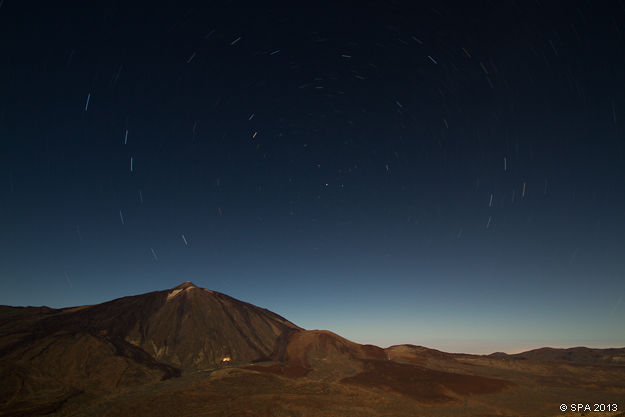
[1,282,624,417]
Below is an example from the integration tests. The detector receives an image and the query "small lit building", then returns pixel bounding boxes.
[221,346,232,365]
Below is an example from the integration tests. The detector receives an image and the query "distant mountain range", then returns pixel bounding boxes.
[489,346,625,365]
[1,282,624,417]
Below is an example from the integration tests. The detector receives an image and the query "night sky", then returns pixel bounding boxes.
[1,1,624,354]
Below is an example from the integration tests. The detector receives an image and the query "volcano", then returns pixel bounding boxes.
[1,283,623,417]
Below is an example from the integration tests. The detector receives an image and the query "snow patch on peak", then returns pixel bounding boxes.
[167,284,199,301]
[167,289,183,300]
[174,281,197,290]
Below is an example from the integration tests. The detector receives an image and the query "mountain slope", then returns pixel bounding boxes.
[506,346,625,365]
[1,283,623,417]
[2,282,300,370]
[0,282,300,415]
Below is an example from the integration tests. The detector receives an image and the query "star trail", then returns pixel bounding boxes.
[1,1,624,353]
